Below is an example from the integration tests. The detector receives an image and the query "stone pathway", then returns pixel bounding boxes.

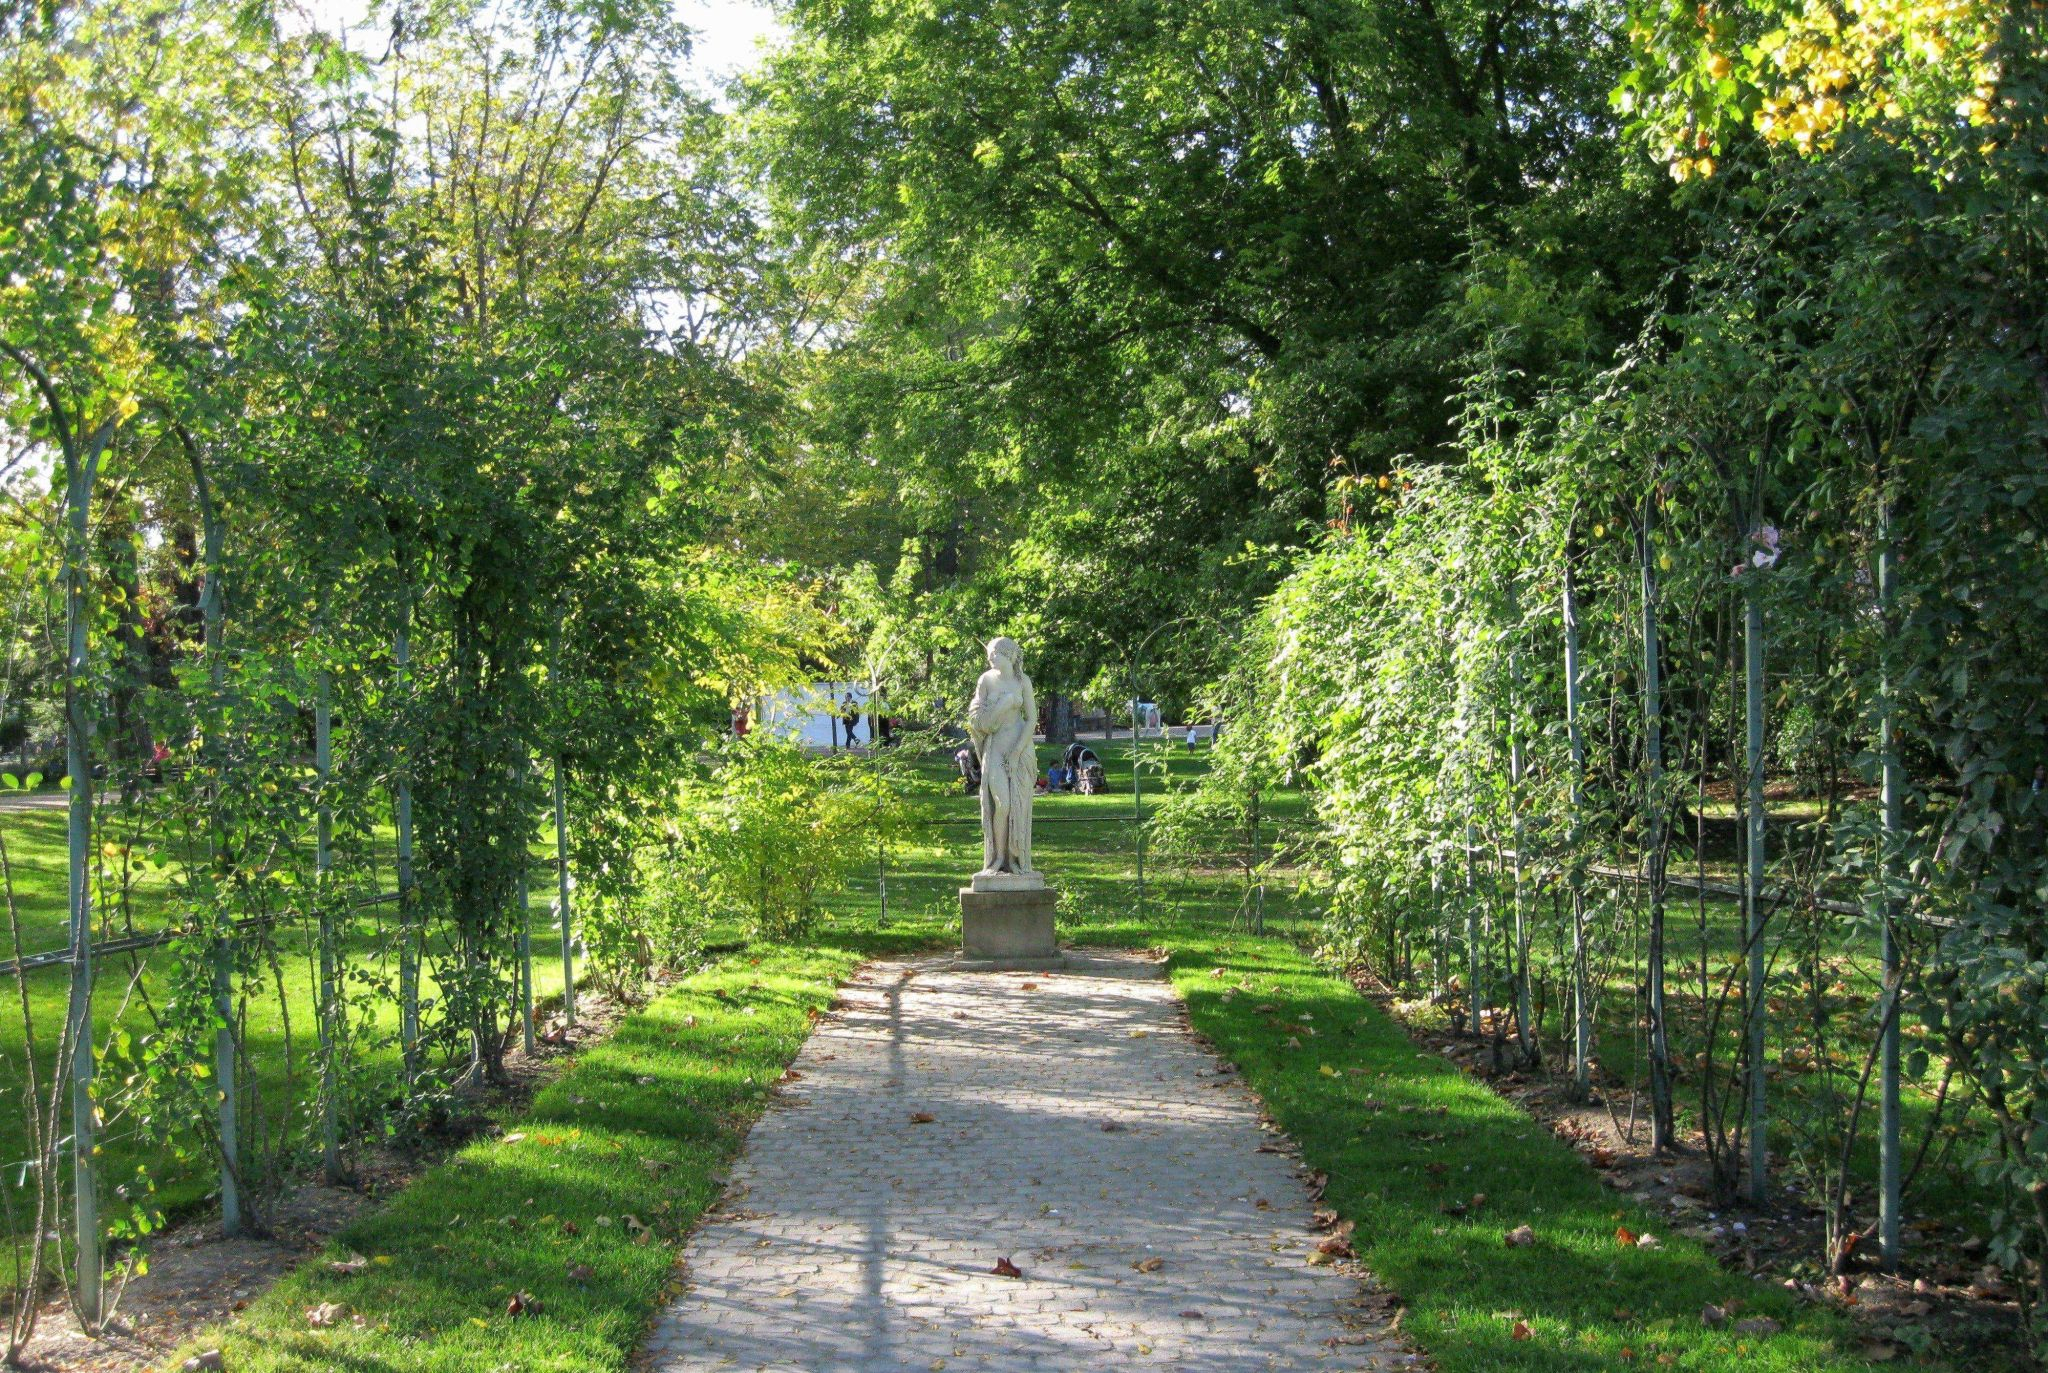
[642,953,1408,1372]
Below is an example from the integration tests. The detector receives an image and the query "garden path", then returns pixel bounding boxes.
[641,952,1409,1371]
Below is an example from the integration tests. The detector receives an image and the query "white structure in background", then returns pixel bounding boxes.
[1128,700,1163,737]
[757,682,871,749]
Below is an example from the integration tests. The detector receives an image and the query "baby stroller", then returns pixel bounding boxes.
[1064,742,1106,795]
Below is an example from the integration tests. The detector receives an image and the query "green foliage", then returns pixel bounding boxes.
[169,944,861,1373]
[667,736,907,941]
[1173,943,1865,1372]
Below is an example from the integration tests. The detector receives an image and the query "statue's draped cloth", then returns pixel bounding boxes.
[967,639,1035,877]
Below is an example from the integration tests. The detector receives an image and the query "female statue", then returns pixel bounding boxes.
[967,636,1036,877]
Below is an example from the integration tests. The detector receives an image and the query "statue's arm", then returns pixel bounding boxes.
[966,670,998,740]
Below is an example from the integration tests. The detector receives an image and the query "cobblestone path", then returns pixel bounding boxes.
[642,953,1408,1372]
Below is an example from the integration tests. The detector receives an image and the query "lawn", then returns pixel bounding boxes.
[162,739,1910,1372]
[0,803,571,1248]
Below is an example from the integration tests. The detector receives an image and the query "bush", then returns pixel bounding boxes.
[668,735,905,940]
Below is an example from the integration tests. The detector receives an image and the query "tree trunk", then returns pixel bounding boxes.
[1044,691,1077,748]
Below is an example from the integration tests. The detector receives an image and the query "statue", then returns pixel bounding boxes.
[967,635,1035,880]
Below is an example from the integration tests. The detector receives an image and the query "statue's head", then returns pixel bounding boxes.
[986,636,1022,673]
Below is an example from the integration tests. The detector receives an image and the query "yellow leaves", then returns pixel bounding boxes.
[1644,0,2001,176]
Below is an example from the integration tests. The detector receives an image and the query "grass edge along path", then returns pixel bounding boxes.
[1169,936,1897,1373]
[165,942,864,1373]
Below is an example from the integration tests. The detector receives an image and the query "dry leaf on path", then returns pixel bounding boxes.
[909,1112,936,1124]
[991,1256,1023,1279]
[1133,1256,1165,1273]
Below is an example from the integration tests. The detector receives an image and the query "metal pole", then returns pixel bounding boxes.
[1129,663,1144,920]
[554,751,574,1026]
[61,445,101,1326]
[1125,614,1195,926]
[517,867,535,1056]
[1563,555,1590,1095]
[316,664,341,1183]
[1877,510,1902,1265]
[514,760,535,1056]
[394,600,418,1081]
[196,504,238,1237]
[877,837,888,925]
[1640,503,1674,1151]
[1465,804,1481,1036]
[1744,585,1768,1204]
[1507,655,1533,1061]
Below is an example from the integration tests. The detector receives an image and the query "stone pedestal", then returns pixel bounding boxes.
[958,878,1062,970]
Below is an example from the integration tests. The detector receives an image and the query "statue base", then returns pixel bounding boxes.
[958,882,1060,968]
[968,870,1046,893]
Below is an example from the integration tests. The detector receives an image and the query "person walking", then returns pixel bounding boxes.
[842,691,862,748]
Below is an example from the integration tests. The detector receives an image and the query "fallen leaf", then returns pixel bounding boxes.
[1732,1317,1780,1336]
[328,1252,368,1276]
[1133,1256,1165,1273]
[909,1112,936,1124]
[566,1262,593,1282]
[1505,1225,1535,1248]
[1636,1233,1661,1249]
[1701,1304,1728,1328]
[1510,1320,1532,1340]
[501,1132,526,1145]
[305,1302,348,1329]
[1314,1235,1353,1259]
[507,1291,543,1318]
[182,1353,224,1372]
[991,1256,1023,1279]
[1615,1226,1638,1248]
[1179,1309,1206,1319]
[1020,982,1038,991]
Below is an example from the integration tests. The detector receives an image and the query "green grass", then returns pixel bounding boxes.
[0,806,568,1245]
[1168,938,1877,1372]
[31,742,1951,1369]
[169,943,865,1372]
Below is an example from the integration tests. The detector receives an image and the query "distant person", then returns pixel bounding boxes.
[955,745,981,792]
[842,692,862,748]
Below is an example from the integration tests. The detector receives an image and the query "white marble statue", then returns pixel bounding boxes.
[967,636,1036,881]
